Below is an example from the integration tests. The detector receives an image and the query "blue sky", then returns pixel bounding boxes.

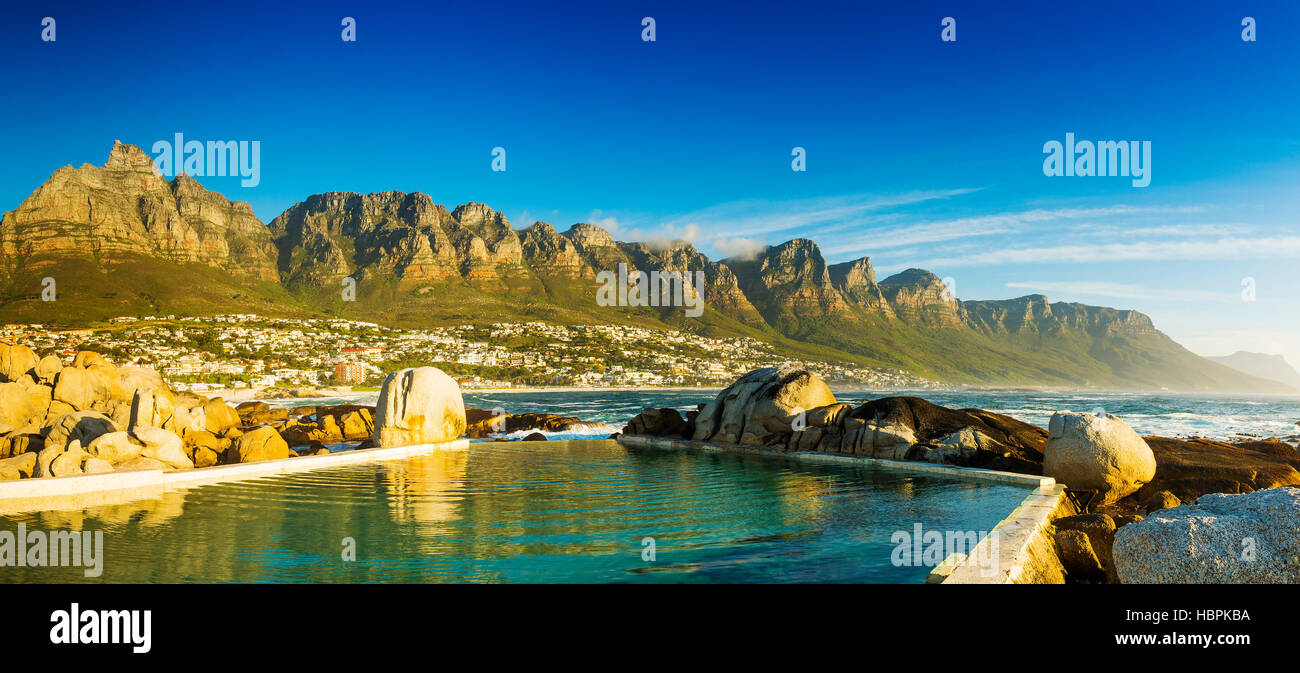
[2,1,1298,364]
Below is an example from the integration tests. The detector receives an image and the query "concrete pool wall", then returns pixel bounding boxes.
[616,434,1073,585]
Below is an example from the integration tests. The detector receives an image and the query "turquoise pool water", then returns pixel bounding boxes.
[0,440,1029,583]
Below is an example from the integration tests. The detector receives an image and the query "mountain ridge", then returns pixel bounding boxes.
[0,142,1285,393]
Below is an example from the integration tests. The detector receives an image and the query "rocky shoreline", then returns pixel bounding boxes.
[620,364,1300,584]
[0,345,609,482]
[5,345,1297,583]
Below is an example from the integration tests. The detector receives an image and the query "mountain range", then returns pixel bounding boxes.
[1207,352,1300,391]
[0,142,1288,392]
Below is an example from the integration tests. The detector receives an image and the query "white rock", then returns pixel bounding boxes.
[1044,411,1155,504]
[373,367,466,448]
[1114,487,1300,583]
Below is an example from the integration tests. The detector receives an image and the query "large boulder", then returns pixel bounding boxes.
[626,408,691,438]
[132,427,193,469]
[373,367,466,448]
[225,426,290,463]
[118,365,167,397]
[85,431,144,465]
[129,388,175,431]
[202,399,241,435]
[691,365,836,446]
[0,452,37,480]
[1113,487,1300,583]
[788,397,1047,472]
[338,409,372,440]
[235,400,288,425]
[42,410,117,452]
[0,344,39,383]
[1044,411,1155,504]
[35,439,87,478]
[52,363,127,410]
[34,355,62,385]
[0,380,53,429]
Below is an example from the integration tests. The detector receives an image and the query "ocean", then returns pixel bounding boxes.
[269,388,1300,444]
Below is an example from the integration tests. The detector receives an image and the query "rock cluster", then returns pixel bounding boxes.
[624,366,1047,472]
[463,408,604,438]
[0,346,363,479]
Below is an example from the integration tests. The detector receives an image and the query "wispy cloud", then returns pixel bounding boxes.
[822,205,1207,258]
[912,236,1300,269]
[662,189,981,240]
[1004,280,1231,302]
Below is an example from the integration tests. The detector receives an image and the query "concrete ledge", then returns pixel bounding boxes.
[940,483,1073,584]
[0,439,469,515]
[616,434,1053,488]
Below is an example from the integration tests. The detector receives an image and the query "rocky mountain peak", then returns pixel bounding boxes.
[828,256,893,315]
[451,202,509,231]
[1,141,277,281]
[105,140,159,173]
[563,222,616,251]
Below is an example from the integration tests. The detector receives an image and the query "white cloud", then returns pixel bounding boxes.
[712,236,767,260]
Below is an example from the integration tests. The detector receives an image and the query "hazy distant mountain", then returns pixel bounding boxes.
[0,142,1287,393]
[1206,352,1300,392]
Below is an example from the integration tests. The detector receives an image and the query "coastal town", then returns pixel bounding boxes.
[0,315,935,395]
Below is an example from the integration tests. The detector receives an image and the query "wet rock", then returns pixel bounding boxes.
[625,408,690,438]
[521,432,547,442]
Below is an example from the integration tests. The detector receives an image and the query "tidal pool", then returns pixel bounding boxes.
[0,440,1029,583]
